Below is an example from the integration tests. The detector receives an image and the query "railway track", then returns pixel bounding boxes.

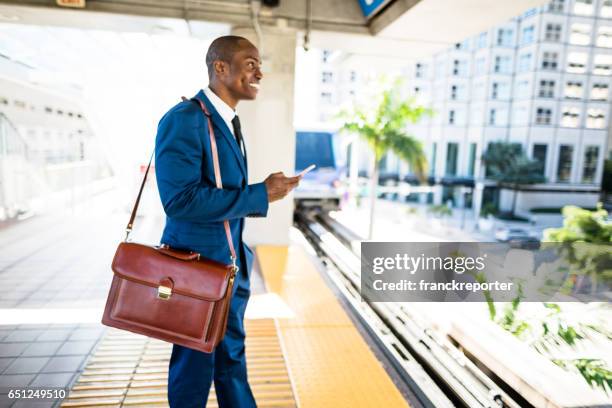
[294,210,526,408]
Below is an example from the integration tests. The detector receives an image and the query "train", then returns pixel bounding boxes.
[293,130,345,211]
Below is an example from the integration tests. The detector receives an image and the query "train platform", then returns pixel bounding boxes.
[0,208,413,408]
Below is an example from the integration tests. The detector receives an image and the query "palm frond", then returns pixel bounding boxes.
[338,79,433,173]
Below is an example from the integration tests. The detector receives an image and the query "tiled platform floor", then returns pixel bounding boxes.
[0,195,267,408]
[0,324,105,408]
[60,320,295,407]
[0,208,125,408]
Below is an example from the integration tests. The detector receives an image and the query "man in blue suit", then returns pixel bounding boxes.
[155,35,301,407]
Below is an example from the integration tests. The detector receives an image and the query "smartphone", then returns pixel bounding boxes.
[296,164,316,177]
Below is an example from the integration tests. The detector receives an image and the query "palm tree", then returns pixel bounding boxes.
[340,82,432,239]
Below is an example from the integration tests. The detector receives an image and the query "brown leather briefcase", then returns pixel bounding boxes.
[101,97,238,353]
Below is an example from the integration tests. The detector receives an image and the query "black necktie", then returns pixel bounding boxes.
[231,115,244,155]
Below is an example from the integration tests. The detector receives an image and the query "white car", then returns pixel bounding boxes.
[494,227,532,242]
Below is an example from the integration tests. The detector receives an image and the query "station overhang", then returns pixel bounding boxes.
[0,0,548,58]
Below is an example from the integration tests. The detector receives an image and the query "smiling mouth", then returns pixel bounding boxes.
[249,83,260,90]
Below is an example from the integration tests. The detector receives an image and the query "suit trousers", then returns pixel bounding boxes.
[167,265,256,408]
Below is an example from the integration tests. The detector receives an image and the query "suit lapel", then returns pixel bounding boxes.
[194,90,247,179]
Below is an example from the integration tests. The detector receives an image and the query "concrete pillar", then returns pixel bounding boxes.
[418,192,428,205]
[433,185,443,205]
[473,182,484,218]
[232,26,297,246]
[454,188,463,209]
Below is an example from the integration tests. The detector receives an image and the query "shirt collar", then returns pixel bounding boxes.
[203,86,236,135]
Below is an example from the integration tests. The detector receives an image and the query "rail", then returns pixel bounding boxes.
[294,210,525,408]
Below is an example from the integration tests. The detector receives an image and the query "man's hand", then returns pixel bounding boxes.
[264,172,301,203]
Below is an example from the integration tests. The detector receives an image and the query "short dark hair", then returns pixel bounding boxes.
[205,35,252,78]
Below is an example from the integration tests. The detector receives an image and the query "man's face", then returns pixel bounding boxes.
[222,42,263,101]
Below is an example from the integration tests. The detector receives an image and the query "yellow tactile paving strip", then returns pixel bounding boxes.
[256,245,410,408]
[61,319,296,407]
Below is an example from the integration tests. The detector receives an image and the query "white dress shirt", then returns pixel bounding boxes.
[204,86,236,137]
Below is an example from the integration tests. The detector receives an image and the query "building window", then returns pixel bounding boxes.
[448,110,455,124]
[542,51,559,70]
[350,70,357,82]
[536,107,553,124]
[569,23,591,45]
[557,145,573,182]
[452,60,467,76]
[450,85,456,99]
[445,143,459,176]
[521,25,535,45]
[539,80,555,98]
[518,53,532,72]
[567,52,588,73]
[497,28,514,46]
[514,107,528,124]
[532,144,548,175]
[492,82,508,99]
[414,87,420,95]
[489,109,497,125]
[602,0,612,17]
[14,100,26,109]
[561,106,581,127]
[415,63,424,78]
[574,0,594,15]
[582,146,599,183]
[586,108,605,128]
[549,0,565,12]
[455,39,469,50]
[476,32,487,49]
[494,55,511,73]
[565,81,583,99]
[523,8,537,18]
[493,57,505,73]
[596,26,612,47]
[593,54,612,75]
[320,92,332,103]
[321,71,333,83]
[467,143,477,177]
[591,83,609,100]
[545,23,562,41]
[491,83,499,99]
[322,50,331,63]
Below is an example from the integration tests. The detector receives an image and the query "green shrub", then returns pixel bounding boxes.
[428,204,452,218]
[480,202,498,218]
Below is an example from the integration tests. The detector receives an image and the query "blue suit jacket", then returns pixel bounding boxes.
[155,90,268,274]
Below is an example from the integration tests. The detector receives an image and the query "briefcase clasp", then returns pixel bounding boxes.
[157,285,172,300]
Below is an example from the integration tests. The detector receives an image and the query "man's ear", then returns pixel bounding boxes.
[213,60,227,77]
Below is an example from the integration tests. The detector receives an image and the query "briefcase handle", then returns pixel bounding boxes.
[123,95,238,273]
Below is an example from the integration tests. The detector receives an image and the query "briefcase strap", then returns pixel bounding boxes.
[124,95,238,272]
[191,96,238,270]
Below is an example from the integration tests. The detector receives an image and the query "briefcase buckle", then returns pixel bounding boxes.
[157,285,172,300]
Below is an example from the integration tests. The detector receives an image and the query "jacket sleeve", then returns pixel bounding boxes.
[155,105,269,222]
